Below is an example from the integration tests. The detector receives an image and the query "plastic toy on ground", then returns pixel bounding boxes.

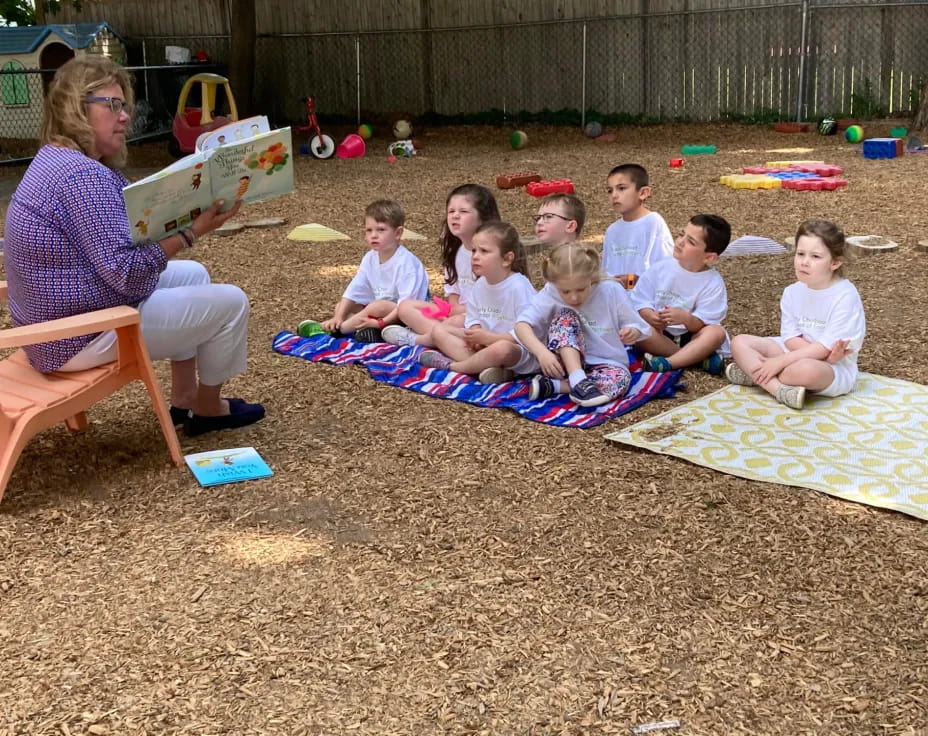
[584,121,602,138]
[496,171,542,189]
[719,174,782,190]
[297,96,335,159]
[780,177,848,191]
[388,140,416,157]
[357,123,373,139]
[746,162,843,177]
[681,144,716,154]
[393,119,412,139]
[844,125,864,143]
[818,117,838,135]
[509,130,529,150]
[525,179,574,197]
[336,134,366,158]
[669,158,684,168]
[862,138,904,159]
[171,73,239,156]
[890,126,908,138]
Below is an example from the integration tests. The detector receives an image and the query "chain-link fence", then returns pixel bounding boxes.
[2,0,926,162]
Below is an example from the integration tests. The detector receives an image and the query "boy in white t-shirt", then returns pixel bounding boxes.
[533,193,586,247]
[602,163,674,289]
[631,214,732,375]
[297,199,428,342]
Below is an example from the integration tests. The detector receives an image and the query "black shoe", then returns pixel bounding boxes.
[184,399,266,437]
[529,375,557,400]
[169,405,189,426]
[353,327,383,343]
[568,378,611,407]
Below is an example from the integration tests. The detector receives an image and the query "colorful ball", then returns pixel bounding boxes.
[584,121,602,138]
[845,125,864,143]
[358,123,373,140]
[509,130,528,150]
[393,119,412,139]
[817,117,837,136]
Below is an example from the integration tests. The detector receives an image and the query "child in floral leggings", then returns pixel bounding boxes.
[514,243,650,407]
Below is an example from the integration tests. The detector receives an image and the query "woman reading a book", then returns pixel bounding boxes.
[3,56,265,436]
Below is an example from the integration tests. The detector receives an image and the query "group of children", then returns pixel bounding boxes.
[298,163,866,411]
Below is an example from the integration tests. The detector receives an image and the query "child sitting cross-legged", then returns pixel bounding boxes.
[417,221,538,383]
[631,214,732,375]
[514,243,650,408]
[727,219,865,410]
[298,199,428,343]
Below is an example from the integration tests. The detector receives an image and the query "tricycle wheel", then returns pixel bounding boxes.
[310,134,335,159]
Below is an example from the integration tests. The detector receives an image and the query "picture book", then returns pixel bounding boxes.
[123,121,293,243]
[184,446,274,487]
[196,115,271,151]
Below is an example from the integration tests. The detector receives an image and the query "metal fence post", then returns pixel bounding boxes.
[355,34,361,125]
[796,0,809,121]
[581,22,587,128]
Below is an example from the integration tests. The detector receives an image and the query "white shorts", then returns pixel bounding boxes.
[771,336,858,397]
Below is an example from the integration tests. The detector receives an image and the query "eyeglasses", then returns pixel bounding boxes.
[84,96,132,115]
[531,213,571,224]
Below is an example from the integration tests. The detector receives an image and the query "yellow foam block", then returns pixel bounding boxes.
[287,223,351,242]
[719,174,782,190]
[402,229,427,241]
[764,159,824,168]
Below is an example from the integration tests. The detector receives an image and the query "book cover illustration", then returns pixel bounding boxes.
[123,125,293,243]
[196,115,271,151]
[184,446,274,487]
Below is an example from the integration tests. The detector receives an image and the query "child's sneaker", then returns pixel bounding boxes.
[776,384,806,410]
[297,319,326,338]
[478,366,514,384]
[725,362,755,386]
[645,354,674,372]
[529,375,556,401]
[382,325,418,346]
[700,352,724,376]
[418,349,452,370]
[569,377,612,407]
[352,327,383,343]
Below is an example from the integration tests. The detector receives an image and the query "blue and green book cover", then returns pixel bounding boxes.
[184,447,273,487]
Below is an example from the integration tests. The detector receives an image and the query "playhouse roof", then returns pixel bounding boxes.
[0,22,125,56]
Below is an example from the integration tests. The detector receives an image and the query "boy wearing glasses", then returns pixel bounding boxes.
[602,163,673,289]
[532,193,585,248]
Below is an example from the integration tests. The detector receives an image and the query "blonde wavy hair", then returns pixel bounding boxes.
[40,55,134,169]
[541,242,604,284]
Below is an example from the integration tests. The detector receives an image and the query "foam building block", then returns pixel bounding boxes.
[781,178,848,191]
[862,138,904,159]
[765,159,824,168]
[681,144,716,154]
[719,174,782,190]
[287,224,351,242]
[525,179,575,197]
[496,171,541,189]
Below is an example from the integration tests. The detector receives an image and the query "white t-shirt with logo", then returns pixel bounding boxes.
[465,272,537,333]
[602,211,674,278]
[443,245,476,305]
[630,258,730,353]
[516,279,650,368]
[343,244,429,305]
[778,278,866,372]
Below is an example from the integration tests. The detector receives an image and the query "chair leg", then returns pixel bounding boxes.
[131,335,184,468]
[64,411,88,432]
[0,422,32,505]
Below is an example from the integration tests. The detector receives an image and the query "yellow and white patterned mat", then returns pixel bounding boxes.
[605,373,928,520]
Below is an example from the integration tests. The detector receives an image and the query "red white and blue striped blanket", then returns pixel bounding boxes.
[272,331,683,429]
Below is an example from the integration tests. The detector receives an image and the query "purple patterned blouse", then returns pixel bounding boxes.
[3,145,167,372]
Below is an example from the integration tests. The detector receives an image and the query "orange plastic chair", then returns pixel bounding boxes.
[0,280,183,503]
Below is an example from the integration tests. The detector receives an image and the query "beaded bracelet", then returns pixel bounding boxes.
[179,228,197,249]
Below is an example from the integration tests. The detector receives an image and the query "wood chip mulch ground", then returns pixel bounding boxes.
[1,122,927,735]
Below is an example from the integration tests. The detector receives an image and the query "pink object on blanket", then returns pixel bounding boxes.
[420,297,453,320]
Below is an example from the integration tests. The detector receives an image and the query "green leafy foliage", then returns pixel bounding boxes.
[0,0,83,26]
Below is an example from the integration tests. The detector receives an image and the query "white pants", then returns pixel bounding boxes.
[60,261,250,386]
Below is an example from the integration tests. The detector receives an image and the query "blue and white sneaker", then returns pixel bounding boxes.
[568,377,611,407]
[529,375,557,401]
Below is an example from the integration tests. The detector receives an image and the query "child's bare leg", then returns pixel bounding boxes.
[322,302,363,332]
[636,331,681,358]
[395,299,440,346]
[730,334,794,398]
[340,300,394,333]
[663,325,726,368]
[450,341,523,375]
[778,359,835,393]
[432,322,474,361]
